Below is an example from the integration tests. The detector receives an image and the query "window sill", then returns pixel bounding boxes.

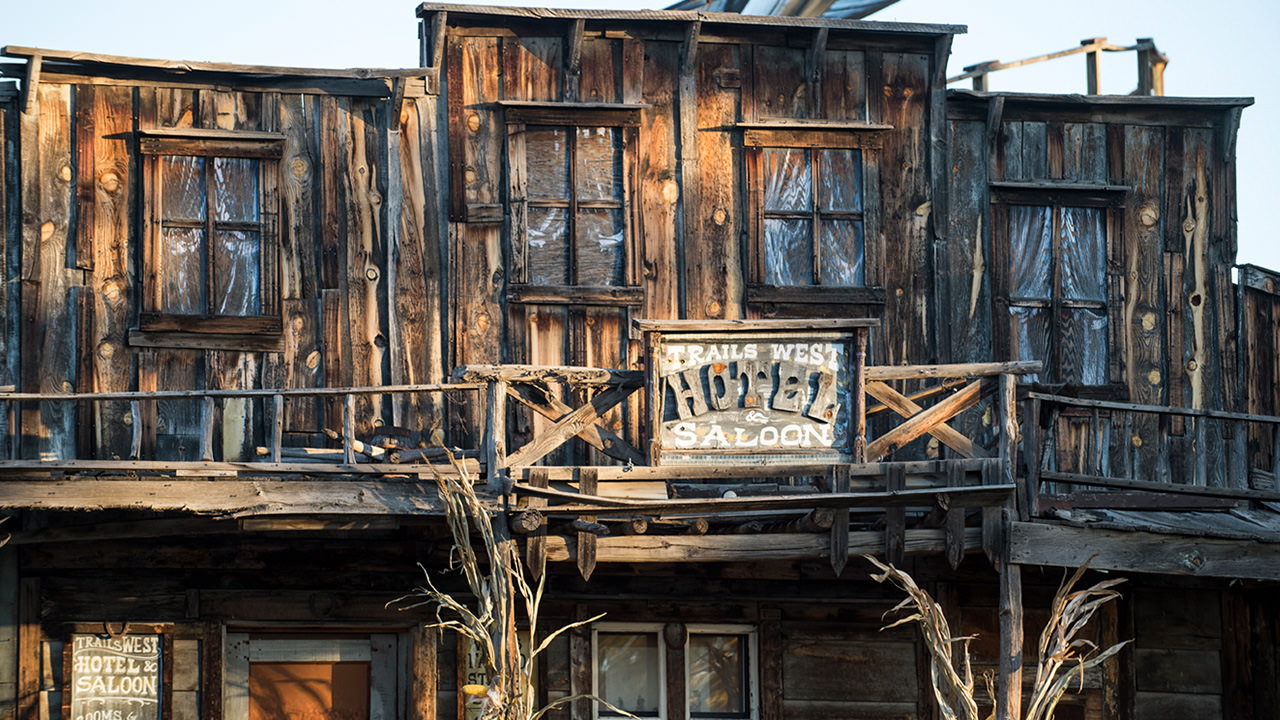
[508,284,644,306]
[128,329,284,352]
[746,285,886,305]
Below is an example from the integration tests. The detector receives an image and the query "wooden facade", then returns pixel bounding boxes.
[1,6,1280,720]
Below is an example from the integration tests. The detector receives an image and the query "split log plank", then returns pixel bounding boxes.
[513,482,1015,516]
[577,468,598,581]
[544,527,983,563]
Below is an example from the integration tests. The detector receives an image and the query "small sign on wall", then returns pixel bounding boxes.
[68,634,162,720]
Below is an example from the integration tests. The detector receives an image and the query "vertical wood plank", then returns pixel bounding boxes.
[945,461,966,569]
[830,464,850,575]
[663,623,686,720]
[879,52,931,369]
[1123,125,1166,480]
[89,84,135,459]
[412,625,439,720]
[72,84,95,271]
[279,93,317,301]
[639,40,680,322]
[758,608,782,720]
[526,467,550,579]
[997,554,1023,720]
[692,43,742,320]
[884,463,905,565]
[569,610,590,720]
[17,579,39,720]
[577,468,598,581]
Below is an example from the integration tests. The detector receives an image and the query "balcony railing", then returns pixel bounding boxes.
[1025,392,1280,515]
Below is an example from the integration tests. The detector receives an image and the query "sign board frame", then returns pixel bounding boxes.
[640,319,873,466]
[64,626,171,720]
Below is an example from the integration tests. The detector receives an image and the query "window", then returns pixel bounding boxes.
[137,129,282,342]
[994,193,1117,386]
[743,125,885,306]
[503,103,641,299]
[593,624,756,720]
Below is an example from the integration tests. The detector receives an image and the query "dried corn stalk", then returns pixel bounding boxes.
[391,456,621,720]
[866,555,1128,720]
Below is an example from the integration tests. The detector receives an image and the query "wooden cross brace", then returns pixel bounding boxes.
[864,378,994,463]
[503,381,643,468]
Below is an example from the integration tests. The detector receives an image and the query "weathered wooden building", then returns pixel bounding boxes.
[1,5,1279,720]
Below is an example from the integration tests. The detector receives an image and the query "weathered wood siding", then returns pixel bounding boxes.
[944,94,1246,484]
[1,85,17,461]
[12,79,448,460]
[1239,266,1280,474]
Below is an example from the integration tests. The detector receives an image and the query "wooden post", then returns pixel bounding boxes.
[663,623,686,720]
[1194,416,1208,487]
[829,464,850,575]
[998,374,1023,518]
[526,467,550,579]
[1082,38,1104,94]
[997,547,1023,720]
[343,394,355,465]
[852,327,867,462]
[271,394,283,464]
[485,380,508,492]
[577,468,598,581]
[17,578,39,720]
[885,463,906,566]
[1135,38,1165,96]
[199,396,215,462]
[1023,396,1041,518]
[412,625,439,720]
[945,462,966,569]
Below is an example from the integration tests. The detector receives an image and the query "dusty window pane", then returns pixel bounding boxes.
[1010,205,1052,298]
[213,230,262,316]
[688,635,746,717]
[528,207,570,284]
[1011,306,1049,383]
[818,149,862,212]
[597,633,660,717]
[160,228,206,313]
[526,128,570,200]
[820,220,864,286]
[576,127,622,202]
[763,148,811,212]
[1062,309,1108,385]
[764,218,812,286]
[1060,207,1106,301]
[162,156,207,221]
[212,158,260,223]
[576,208,624,285]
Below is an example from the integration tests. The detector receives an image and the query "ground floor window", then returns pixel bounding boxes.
[593,624,756,720]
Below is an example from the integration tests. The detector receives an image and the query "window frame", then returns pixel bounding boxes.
[990,182,1127,389]
[502,103,644,308]
[136,128,283,346]
[742,124,887,307]
[591,622,758,720]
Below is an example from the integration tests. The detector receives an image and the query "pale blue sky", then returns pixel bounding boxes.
[5,0,1277,269]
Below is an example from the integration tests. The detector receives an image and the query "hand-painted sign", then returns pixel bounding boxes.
[69,634,161,720]
[647,325,866,464]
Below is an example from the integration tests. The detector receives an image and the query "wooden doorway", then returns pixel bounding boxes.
[225,634,399,720]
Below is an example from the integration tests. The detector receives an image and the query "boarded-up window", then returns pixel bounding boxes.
[139,129,282,339]
[1001,203,1110,384]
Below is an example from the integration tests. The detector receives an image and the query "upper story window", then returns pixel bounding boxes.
[742,124,886,306]
[760,146,864,286]
[137,129,282,342]
[525,125,626,286]
[593,623,756,720]
[993,185,1123,386]
[503,103,641,300]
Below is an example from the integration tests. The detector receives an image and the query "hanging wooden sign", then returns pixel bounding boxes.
[641,320,872,465]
